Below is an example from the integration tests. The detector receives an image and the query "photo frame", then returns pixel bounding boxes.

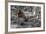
[8,1,45,33]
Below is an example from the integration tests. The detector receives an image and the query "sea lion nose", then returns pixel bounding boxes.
[25,19,28,22]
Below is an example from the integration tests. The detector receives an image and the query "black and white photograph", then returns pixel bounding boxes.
[11,6,41,28]
[8,2,45,32]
